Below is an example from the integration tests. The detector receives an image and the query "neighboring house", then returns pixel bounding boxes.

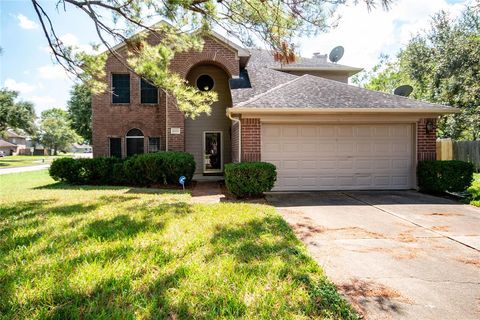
[70,143,93,153]
[3,129,27,155]
[0,139,18,156]
[92,25,455,191]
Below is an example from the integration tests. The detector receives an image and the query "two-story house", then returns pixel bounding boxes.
[92,29,455,191]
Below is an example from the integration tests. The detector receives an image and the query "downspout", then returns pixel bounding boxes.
[164,89,169,151]
[227,112,241,163]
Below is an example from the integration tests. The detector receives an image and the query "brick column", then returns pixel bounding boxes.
[417,118,437,161]
[241,118,261,161]
[166,93,185,151]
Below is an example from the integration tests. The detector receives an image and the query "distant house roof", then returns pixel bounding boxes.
[72,143,92,149]
[0,139,17,148]
[5,129,26,139]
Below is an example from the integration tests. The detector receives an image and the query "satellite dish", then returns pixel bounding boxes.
[394,85,413,97]
[329,46,344,63]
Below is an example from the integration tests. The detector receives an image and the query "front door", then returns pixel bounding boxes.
[204,131,222,173]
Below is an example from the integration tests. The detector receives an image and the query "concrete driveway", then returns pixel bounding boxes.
[267,191,480,320]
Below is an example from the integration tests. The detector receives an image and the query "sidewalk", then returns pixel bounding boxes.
[0,164,50,175]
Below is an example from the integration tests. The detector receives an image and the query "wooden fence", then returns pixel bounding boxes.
[436,138,480,171]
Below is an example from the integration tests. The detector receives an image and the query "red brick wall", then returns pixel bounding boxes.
[417,118,437,161]
[92,48,166,157]
[241,118,261,161]
[92,33,240,157]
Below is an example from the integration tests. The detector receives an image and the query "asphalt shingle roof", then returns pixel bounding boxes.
[0,139,17,148]
[231,50,453,111]
[235,74,452,110]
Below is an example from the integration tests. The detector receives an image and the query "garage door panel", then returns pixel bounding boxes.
[262,124,414,191]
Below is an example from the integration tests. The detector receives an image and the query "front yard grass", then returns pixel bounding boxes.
[0,170,357,319]
[0,155,69,168]
[468,173,480,207]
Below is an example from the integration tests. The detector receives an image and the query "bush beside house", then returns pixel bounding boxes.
[417,160,474,193]
[49,152,195,186]
[224,162,277,197]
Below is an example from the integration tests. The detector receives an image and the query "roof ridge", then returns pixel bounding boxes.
[235,75,307,107]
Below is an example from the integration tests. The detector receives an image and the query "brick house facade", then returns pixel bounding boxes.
[92,28,454,190]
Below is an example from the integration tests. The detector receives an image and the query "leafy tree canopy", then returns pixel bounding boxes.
[67,83,92,143]
[31,0,391,117]
[39,108,80,155]
[0,88,36,135]
[354,5,480,140]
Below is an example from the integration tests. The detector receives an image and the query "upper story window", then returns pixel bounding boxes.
[140,78,158,104]
[112,74,130,103]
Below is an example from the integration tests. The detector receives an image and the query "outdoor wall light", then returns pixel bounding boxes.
[426,120,435,133]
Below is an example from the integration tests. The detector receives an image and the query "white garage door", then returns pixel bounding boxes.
[262,124,414,191]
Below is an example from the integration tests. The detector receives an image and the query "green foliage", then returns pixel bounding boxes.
[50,152,195,186]
[123,151,196,186]
[50,157,122,185]
[67,83,92,142]
[0,88,36,134]
[417,160,474,193]
[39,108,80,155]
[467,173,480,207]
[358,6,480,140]
[224,162,277,197]
[49,157,82,183]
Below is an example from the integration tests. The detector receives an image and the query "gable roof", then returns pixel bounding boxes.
[0,139,17,148]
[107,21,249,58]
[231,74,454,113]
[5,129,25,139]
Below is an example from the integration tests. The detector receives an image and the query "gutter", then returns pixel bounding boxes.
[227,107,459,116]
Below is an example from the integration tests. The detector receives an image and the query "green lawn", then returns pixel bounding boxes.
[468,173,480,207]
[0,155,70,168]
[0,170,357,319]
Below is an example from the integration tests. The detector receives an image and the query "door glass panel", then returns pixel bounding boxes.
[204,132,221,171]
[127,138,144,157]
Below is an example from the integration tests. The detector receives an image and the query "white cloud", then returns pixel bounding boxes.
[4,78,36,94]
[28,95,57,111]
[298,0,467,71]
[16,14,38,30]
[37,65,70,80]
[40,33,98,55]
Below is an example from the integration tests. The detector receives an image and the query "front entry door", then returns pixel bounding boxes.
[204,132,222,173]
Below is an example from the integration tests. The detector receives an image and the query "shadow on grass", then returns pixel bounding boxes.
[84,214,155,240]
[34,182,190,195]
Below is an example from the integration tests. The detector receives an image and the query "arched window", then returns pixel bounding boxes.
[126,128,144,157]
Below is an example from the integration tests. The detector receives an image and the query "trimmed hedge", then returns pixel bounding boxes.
[49,152,195,186]
[49,157,122,185]
[224,162,277,197]
[417,160,474,193]
[123,151,195,186]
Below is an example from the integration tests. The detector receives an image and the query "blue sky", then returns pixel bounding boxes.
[0,0,470,116]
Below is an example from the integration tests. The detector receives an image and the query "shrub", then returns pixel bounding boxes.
[49,157,82,183]
[123,151,195,186]
[49,152,195,186]
[49,157,121,184]
[224,162,277,197]
[417,160,474,193]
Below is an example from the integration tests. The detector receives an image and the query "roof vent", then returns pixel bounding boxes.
[312,52,328,61]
